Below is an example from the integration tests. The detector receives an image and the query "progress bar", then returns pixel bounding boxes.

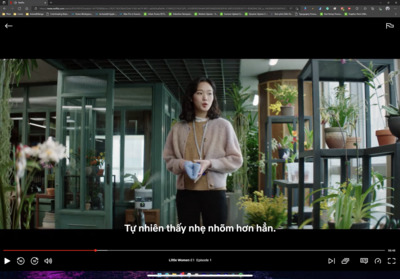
[3,249,387,252]
[147,275,252,277]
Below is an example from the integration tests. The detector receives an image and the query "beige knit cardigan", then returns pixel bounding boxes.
[163,118,243,190]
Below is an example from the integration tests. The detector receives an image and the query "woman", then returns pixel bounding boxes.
[163,77,243,227]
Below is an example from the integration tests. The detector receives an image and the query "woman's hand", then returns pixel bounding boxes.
[194,160,211,177]
[179,160,187,172]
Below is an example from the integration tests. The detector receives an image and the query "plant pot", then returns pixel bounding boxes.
[135,188,153,209]
[280,105,294,116]
[388,116,400,142]
[324,127,346,149]
[376,128,396,146]
[278,148,290,159]
[345,136,361,149]
[46,187,55,196]
[97,168,104,176]
[85,202,91,210]
[328,221,370,229]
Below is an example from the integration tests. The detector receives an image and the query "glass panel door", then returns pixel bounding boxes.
[63,98,83,210]
[56,69,114,229]
[84,98,107,210]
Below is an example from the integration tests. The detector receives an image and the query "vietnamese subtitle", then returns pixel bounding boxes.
[124,223,275,234]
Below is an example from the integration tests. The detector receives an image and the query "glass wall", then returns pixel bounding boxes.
[113,86,152,204]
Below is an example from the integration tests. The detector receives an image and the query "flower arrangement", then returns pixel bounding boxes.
[12,137,66,229]
[86,150,105,167]
[238,190,287,228]
[273,126,298,162]
[268,84,298,115]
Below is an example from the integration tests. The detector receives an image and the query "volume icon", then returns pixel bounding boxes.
[44,258,53,264]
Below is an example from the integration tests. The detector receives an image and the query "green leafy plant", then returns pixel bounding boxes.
[355,59,400,123]
[267,84,298,106]
[382,104,400,117]
[274,125,298,163]
[320,85,359,135]
[374,216,400,229]
[246,112,264,196]
[267,84,298,115]
[238,190,287,228]
[276,135,292,150]
[306,179,393,229]
[226,83,252,195]
[1,59,38,229]
[304,128,313,150]
[125,169,153,189]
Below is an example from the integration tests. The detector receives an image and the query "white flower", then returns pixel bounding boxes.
[16,144,27,178]
[282,152,289,160]
[24,145,41,157]
[38,137,67,164]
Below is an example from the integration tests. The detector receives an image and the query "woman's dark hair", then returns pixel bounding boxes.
[179,77,221,122]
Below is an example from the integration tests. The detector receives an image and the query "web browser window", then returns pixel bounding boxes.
[1,1,400,278]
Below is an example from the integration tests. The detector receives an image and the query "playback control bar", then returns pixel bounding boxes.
[1,248,398,271]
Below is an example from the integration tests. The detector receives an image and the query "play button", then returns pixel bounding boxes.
[4,258,10,265]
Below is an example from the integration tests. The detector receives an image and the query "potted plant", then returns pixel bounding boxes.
[125,169,154,209]
[267,84,298,116]
[382,104,400,142]
[355,59,398,145]
[226,82,252,195]
[306,178,393,229]
[238,190,287,229]
[85,150,105,176]
[273,136,291,159]
[321,85,359,149]
[304,127,313,150]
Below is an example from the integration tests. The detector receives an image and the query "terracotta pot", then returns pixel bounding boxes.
[325,127,346,149]
[345,137,361,149]
[46,188,55,196]
[280,105,294,116]
[388,116,400,142]
[376,128,396,146]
